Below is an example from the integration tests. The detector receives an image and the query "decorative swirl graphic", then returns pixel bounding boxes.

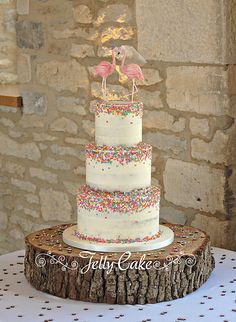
[35,251,79,271]
[185,254,197,267]
[35,255,46,268]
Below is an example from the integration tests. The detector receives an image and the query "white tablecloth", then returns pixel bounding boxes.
[0,247,235,322]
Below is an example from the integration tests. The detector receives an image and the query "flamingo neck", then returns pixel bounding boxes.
[111,49,116,67]
[121,48,126,69]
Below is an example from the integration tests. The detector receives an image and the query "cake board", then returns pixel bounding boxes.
[24,223,215,305]
[62,224,174,252]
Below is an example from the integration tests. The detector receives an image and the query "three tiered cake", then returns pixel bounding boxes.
[63,100,174,251]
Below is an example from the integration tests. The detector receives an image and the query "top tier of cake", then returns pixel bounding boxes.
[95,101,143,146]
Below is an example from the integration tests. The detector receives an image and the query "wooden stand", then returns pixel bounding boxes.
[24,223,215,305]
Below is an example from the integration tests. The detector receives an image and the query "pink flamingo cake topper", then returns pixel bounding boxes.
[95,45,146,102]
[95,47,116,101]
[118,45,144,102]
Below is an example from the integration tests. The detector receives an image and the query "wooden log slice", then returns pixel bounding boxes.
[24,223,215,304]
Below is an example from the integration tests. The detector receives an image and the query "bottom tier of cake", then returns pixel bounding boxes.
[76,185,160,243]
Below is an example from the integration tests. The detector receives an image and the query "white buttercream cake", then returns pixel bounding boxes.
[76,185,160,243]
[95,101,143,146]
[76,100,161,245]
[85,143,152,192]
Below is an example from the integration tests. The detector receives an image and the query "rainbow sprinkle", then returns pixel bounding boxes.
[85,142,152,165]
[77,185,160,214]
[73,229,161,244]
[95,101,143,117]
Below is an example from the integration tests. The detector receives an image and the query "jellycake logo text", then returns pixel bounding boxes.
[35,251,197,274]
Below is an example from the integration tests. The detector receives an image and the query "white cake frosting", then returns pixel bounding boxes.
[95,101,143,146]
[76,185,160,243]
[76,100,160,245]
[85,143,152,192]
[95,114,142,146]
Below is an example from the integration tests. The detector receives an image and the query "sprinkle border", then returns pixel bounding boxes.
[85,142,152,164]
[95,101,143,117]
[74,229,161,244]
[77,185,160,214]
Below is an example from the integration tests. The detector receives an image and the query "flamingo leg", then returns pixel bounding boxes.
[131,79,135,102]
[125,79,139,102]
[133,81,138,95]
[101,77,106,101]
[104,77,107,101]
[101,78,104,99]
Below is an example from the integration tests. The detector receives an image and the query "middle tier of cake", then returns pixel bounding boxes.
[85,142,152,192]
[76,185,160,243]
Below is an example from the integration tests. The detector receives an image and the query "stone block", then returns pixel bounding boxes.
[97,46,111,57]
[63,180,81,195]
[191,130,229,164]
[29,168,58,184]
[44,157,71,170]
[71,43,95,58]
[0,106,18,113]
[160,206,187,225]
[9,227,25,241]
[52,27,98,41]
[0,176,8,183]
[139,89,163,109]
[74,166,86,175]
[22,91,47,115]
[39,188,72,221]
[96,4,132,25]
[82,120,95,137]
[143,110,185,132]
[38,143,47,151]
[0,117,14,128]
[100,26,134,44]
[0,132,41,161]
[65,137,89,145]
[50,117,78,134]
[136,0,228,63]
[0,211,8,230]
[51,144,83,160]
[5,161,25,178]
[16,0,29,15]
[18,115,44,128]
[33,133,56,142]
[0,72,17,84]
[17,53,31,83]
[163,159,225,213]
[16,20,43,49]
[137,68,162,86]
[3,8,16,33]
[166,66,230,116]
[189,118,210,137]
[36,59,88,92]
[11,178,36,193]
[0,59,12,68]
[10,215,32,232]
[25,194,39,205]
[57,95,87,116]
[191,213,235,249]
[23,207,39,218]
[73,5,92,23]
[143,132,187,155]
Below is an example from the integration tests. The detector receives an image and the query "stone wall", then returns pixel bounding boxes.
[0,0,17,84]
[0,0,235,254]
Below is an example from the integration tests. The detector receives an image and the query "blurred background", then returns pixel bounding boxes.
[0,0,235,254]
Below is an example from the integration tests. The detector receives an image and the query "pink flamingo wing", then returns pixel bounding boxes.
[122,64,144,80]
[95,61,114,78]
